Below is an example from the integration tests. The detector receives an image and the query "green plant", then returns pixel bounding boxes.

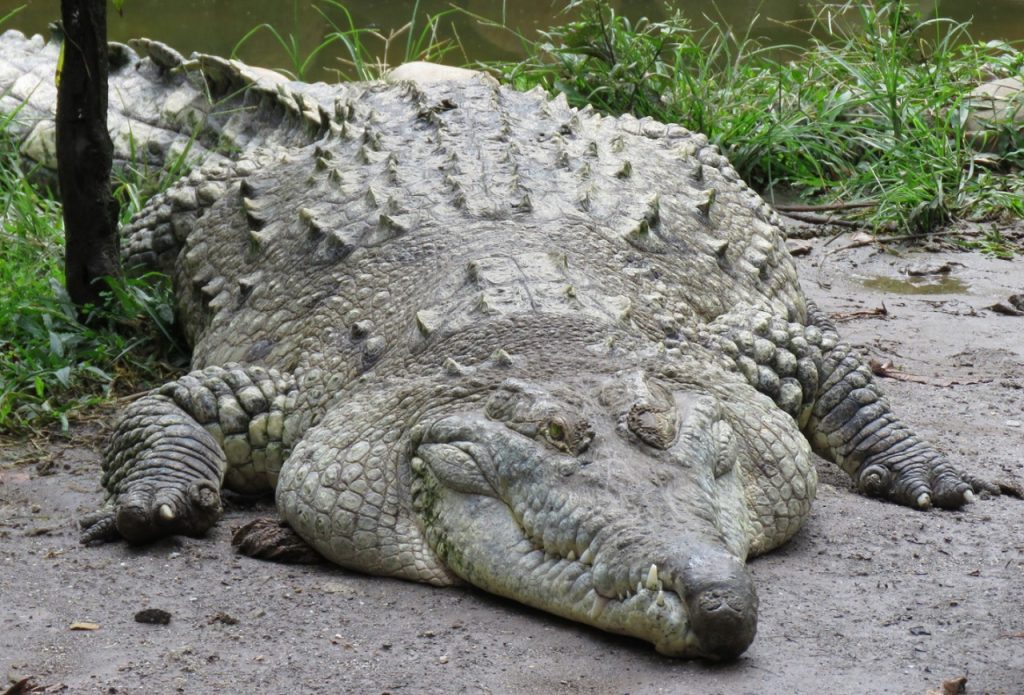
[231,0,344,81]
[956,227,1019,258]
[0,126,186,433]
[489,0,1024,234]
[232,0,458,82]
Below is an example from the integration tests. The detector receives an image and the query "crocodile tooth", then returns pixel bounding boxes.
[645,563,659,591]
[963,490,975,503]
[579,547,594,565]
[636,582,644,595]
[158,504,175,521]
[566,550,577,562]
[916,493,931,509]
[592,595,609,615]
[656,590,665,607]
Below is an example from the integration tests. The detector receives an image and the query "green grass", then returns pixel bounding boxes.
[0,124,186,434]
[231,0,459,81]
[490,0,1024,233]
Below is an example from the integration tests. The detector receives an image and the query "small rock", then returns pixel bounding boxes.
[208,611,238,626]
[987,293,1024,316]
[902,261,953,276]
[438,655,449,664]
[134,608,172,625]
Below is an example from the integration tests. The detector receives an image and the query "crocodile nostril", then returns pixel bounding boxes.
[687,581,758,660]
[675,549,759,660]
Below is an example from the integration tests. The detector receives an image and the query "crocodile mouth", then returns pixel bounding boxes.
[411,419,757,659]
[505,502,694,646]
[496,508,757,659]
[426,489,700,656]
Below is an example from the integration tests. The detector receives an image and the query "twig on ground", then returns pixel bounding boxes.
[868,359,993,387]
[775,201,876,212]
[778,210,865,228]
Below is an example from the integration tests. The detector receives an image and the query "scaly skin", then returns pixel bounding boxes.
[0,30,988,659]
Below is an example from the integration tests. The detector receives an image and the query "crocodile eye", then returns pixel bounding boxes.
[545,419,566,444]
[542,416,593,455]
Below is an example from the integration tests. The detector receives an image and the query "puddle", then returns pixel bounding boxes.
[862,275,969,295]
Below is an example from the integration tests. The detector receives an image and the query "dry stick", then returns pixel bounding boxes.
[827,228,972,253]
[779,210,865,228]
[774,201,876,212]
[871,229,971,244]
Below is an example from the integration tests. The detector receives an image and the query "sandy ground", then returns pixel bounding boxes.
[2,229,1023,695]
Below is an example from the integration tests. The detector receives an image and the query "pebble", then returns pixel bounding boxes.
[135,608,172,625]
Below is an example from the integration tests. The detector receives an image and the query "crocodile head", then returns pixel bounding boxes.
[410,369,777,659]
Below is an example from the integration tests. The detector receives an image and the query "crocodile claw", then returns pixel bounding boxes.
[855,450,982,510]
[79,508,120,544]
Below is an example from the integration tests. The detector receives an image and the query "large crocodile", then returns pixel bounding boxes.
[1,30,986,660]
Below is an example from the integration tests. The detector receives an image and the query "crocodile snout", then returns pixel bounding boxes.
[680,552,758,660]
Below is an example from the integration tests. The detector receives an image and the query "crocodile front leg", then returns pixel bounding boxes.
[80,363,297,543]
[702,304,980,509]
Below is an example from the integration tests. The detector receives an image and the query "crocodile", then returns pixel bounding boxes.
[1,29,985,660]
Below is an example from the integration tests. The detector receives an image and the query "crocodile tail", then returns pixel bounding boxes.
[0,29,335,177]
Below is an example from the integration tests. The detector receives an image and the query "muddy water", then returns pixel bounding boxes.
[862,275,969,295]
[8,0,1024,81]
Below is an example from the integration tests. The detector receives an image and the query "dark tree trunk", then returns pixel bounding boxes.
[57,0,121,310]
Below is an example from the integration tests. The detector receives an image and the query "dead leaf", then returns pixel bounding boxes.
[68,621,99,631]
[786,239,814,256]
[940,675,967,695]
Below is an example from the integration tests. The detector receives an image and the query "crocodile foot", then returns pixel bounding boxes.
[855,451,983,510]
[79,480,223,544]
[232,517,323,564]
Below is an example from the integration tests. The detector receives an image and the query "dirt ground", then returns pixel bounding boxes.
[2,229,1023,695]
